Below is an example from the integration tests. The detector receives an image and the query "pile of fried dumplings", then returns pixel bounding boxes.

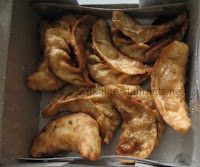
[27,11,192,163]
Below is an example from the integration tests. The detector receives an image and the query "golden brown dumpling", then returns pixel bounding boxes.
[86,43,150,85]
[31,113,101,161]
[87,54,150,85]
[112,11,187,44]
[42,85,121,144]
[111,21,188,63]
[26,21,66,90]
[151,41,191,134]
[70,15,97,86]
[92,19,152,75]
[111,92,157,163]
[45,15,87,85]
[113,84,165,147]
[26,57,65,90]
[46,14,97,86]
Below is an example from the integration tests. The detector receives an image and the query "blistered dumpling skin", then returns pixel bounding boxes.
[26,58,65,90]
[111,92,157,163]
[42,85,121,144]
[26,21,66,90]
[111,21,188,63]
[112,11,187,44]
[86,42,150,85]
[31,113,101,161]
[46,16,88,85]
[47,14,97,86]
[70,15,97,86]
[88,54,149,85]
[151,41,191,134]
[92,19,152,75]
[48,48,87,86]
[113,84,165,147]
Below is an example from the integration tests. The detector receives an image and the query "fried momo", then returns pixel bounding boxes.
[42,85,121,144]
[86,43,150,85]
[46,16,89,85]
[92,19,152,75]
[26,57,65,90]
[31,113,101,161]
[48,14,98,86]
[71,15,97,86]
[111,21,188,63]
[151,41,191,134]
[112,11,187,44]
[26,20,66,90]
[42,85,88,109]
[27,15,81,90]
[88,54,149,85]
[48,47,87,86]
[45,14,80,54]
[114,84,165,147]
[111,92,157,163]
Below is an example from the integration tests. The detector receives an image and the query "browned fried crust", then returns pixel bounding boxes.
[42,85,121,144]
[92,19,152,75]
[26,21,66,90]
[111,92,157,163]
[112,11,187,44]
[70,15,97,86]
[113,84,166,147]
[151,41,191,134]
[46,15,91,85]
[26,57,65,91]
[86,43,150,85]
[31,113,101,161]
[112,20,188,63]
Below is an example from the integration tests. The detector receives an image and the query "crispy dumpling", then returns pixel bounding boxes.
[87,54,150,85]
[114,84,165,147]
[42,85,121,144]
[112,11,187,44]
[86,43,150,85]
[151,41,191,134]
[46,15,89,86]
[42,85,93,118]
[48,47,87,86]
[54,14,80,33]
[26,20,66,90]
[92,19,152,75]
[111,21,188,63]
[26,57,65,90]
[45,14,80,54]
[111,92,157,163]
[47,14,97,86]
[42,85,88,110]
[27,15,81,90]
[31,113,101,161]
[70,15,97,86]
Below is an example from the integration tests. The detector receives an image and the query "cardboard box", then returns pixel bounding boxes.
[0,0,200,166]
